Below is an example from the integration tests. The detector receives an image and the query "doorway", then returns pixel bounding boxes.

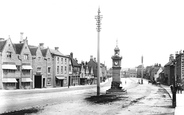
[35,75,42,88]
[16,79,19,89]
[43,78,45,88]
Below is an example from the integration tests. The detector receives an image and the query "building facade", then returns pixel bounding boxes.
[0,38,19,89]
[14,38,33,89]
[50,47,69,87]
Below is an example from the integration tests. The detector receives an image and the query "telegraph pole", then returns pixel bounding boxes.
[95,8,102,96]
[141,55,143,84]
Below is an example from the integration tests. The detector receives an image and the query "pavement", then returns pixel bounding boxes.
[161,84,184,115]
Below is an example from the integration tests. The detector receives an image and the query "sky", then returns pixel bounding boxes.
[0,0,184,69]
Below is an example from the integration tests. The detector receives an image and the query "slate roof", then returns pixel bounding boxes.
[13,43,24,54]
[164,61,173,67]
[41,49,47,57]
[0,40,6,52]
[71,58,80,67]
[50,49,64,56]
[29,47,38,56]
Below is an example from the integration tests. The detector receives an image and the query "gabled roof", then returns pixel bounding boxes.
[13,43,24,54]
[71,58,80,67]
[29,46,38,56]
[0,40,6,52]
[41,48,47,57]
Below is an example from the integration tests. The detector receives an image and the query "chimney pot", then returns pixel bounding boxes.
[20,32,24,43]
[55,47,59,51]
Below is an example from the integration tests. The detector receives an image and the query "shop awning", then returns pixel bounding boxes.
[2,64,17,70]
[56,76,65,80]
[2,78,17,83]
[22,65,32,70]
[22,78,33,82]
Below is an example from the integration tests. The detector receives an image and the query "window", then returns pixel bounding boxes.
[37,67,41,72]
[69,65,71,72]
[61,58,63,64]
[38,57,41,61]
[22,70,30,75]
[47,78,51,85]
[57,57,59,63]
[65,58,67,64]
[48,67,51,74]
[24,54,29,60]
[6,52,12,58]
[61,66,63,74]
[57,66,59,74]
[65,66,67,74]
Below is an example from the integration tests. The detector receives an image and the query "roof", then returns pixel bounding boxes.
[164,61,173,67]
[50,49,64,56]
[137,65,143,68]
[13,43,24,54]
[0,40,6,52]
[29,47,38,56]
[71,58,80,67]
[41,49,47,57]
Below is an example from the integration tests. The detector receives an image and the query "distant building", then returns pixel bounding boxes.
[69,52,80,86]
[175,51,184,85]
[127,68,137,77]
[164,54,175,85]
[136,65,143,78]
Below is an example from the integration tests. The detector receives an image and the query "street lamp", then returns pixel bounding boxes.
[95,8,103,96]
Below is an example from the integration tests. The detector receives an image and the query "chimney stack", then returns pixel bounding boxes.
[90,55,93,60]
[70,52,73,58]
[55,47,59,51]
[169,54,174,62]
[94,57,96,62]
[20,32,23,43]
[39,43,44,49]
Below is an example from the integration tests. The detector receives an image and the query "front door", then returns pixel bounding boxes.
[35,75,42,88]
[16,79,19,89]
[43,78,45,88]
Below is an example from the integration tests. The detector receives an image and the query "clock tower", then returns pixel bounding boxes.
[111,43,122,84]
[107,41,126,93]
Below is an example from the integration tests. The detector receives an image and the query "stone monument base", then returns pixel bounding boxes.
[106,81,127,94]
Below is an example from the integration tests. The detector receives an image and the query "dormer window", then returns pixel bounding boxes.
[6,52,12,58]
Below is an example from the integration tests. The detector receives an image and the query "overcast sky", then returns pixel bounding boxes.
[0,0,184,69]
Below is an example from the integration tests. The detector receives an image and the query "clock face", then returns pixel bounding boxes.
[114,61,119,66]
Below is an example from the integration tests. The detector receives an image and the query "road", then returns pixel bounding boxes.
[0,78,174,115]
